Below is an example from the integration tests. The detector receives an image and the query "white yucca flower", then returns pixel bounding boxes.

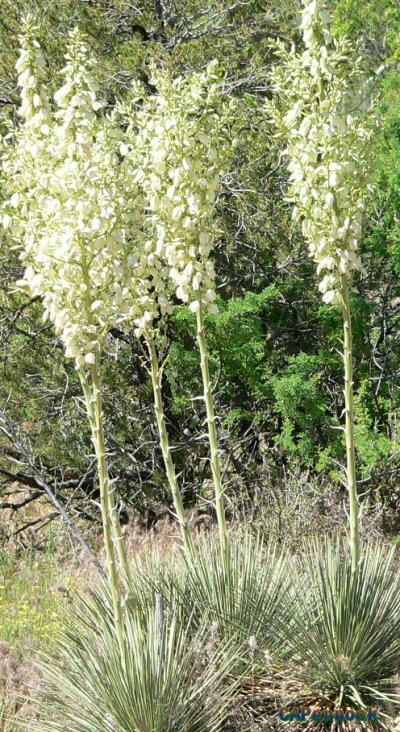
[2,22,232,363]
[266,0,377,306]
[266,0,379,571]
[120,63,233,322]
[15,14,52,133]
[2,22,143,368]
[1,19,233,573]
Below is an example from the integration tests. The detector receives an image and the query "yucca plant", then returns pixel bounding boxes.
[278,540,400,729]
[2,18,233,659]
[120,66,236,569]
[267,0,379,569]
[179,534,290,647]
[34,588,240,732]
[0,700,22,732]
[125,534,292,678]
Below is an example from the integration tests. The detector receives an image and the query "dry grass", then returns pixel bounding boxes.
[0,641,39,731]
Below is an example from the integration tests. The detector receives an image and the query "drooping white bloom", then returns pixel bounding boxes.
[266,0,377,305]
[15,14,52,134]
[1,22,232,367]
[2,24,143,368]
[120,64,233,320]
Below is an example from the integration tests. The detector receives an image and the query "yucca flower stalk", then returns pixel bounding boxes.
[120,67,235,570]
[194,300,230,570]
[79,363,127,661]
[2,23,234,571]
[145,331,192,552]
[3,24,235,644]
[266,0,378,570]
[2,21,233,595]
[1,19,132,658]
[115,92,194,551]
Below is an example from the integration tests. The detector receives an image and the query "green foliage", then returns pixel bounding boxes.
[172,535,287,654]
[353,380,396,478]
[34,535,400,730]
[168,284,302,428]
[35,534,291,730]
[332,0,400,62]
[167,278,400,489]
[168,289,277,416]
[272,354,327,465]
[125,534,290,654]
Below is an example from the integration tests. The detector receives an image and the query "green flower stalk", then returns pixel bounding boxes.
[145,333,192,552]
[79,362,127,661]
[266,0,378,569]
[79,366,130,586]
[340,276,359,567]
[195,299,230,571]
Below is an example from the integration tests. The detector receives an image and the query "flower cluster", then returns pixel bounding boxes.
[2,20,143,367]
[266,0,377,305]
[15,15,52,133]
[1,21,232,365]
[120,64,233,320]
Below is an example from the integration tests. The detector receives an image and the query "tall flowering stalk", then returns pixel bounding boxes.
[120,68,234,570]
[2,22,234,617]
[1,19,132,657]
[266,0,378,569]
[146,334,192,551]
[116,83,196,552]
